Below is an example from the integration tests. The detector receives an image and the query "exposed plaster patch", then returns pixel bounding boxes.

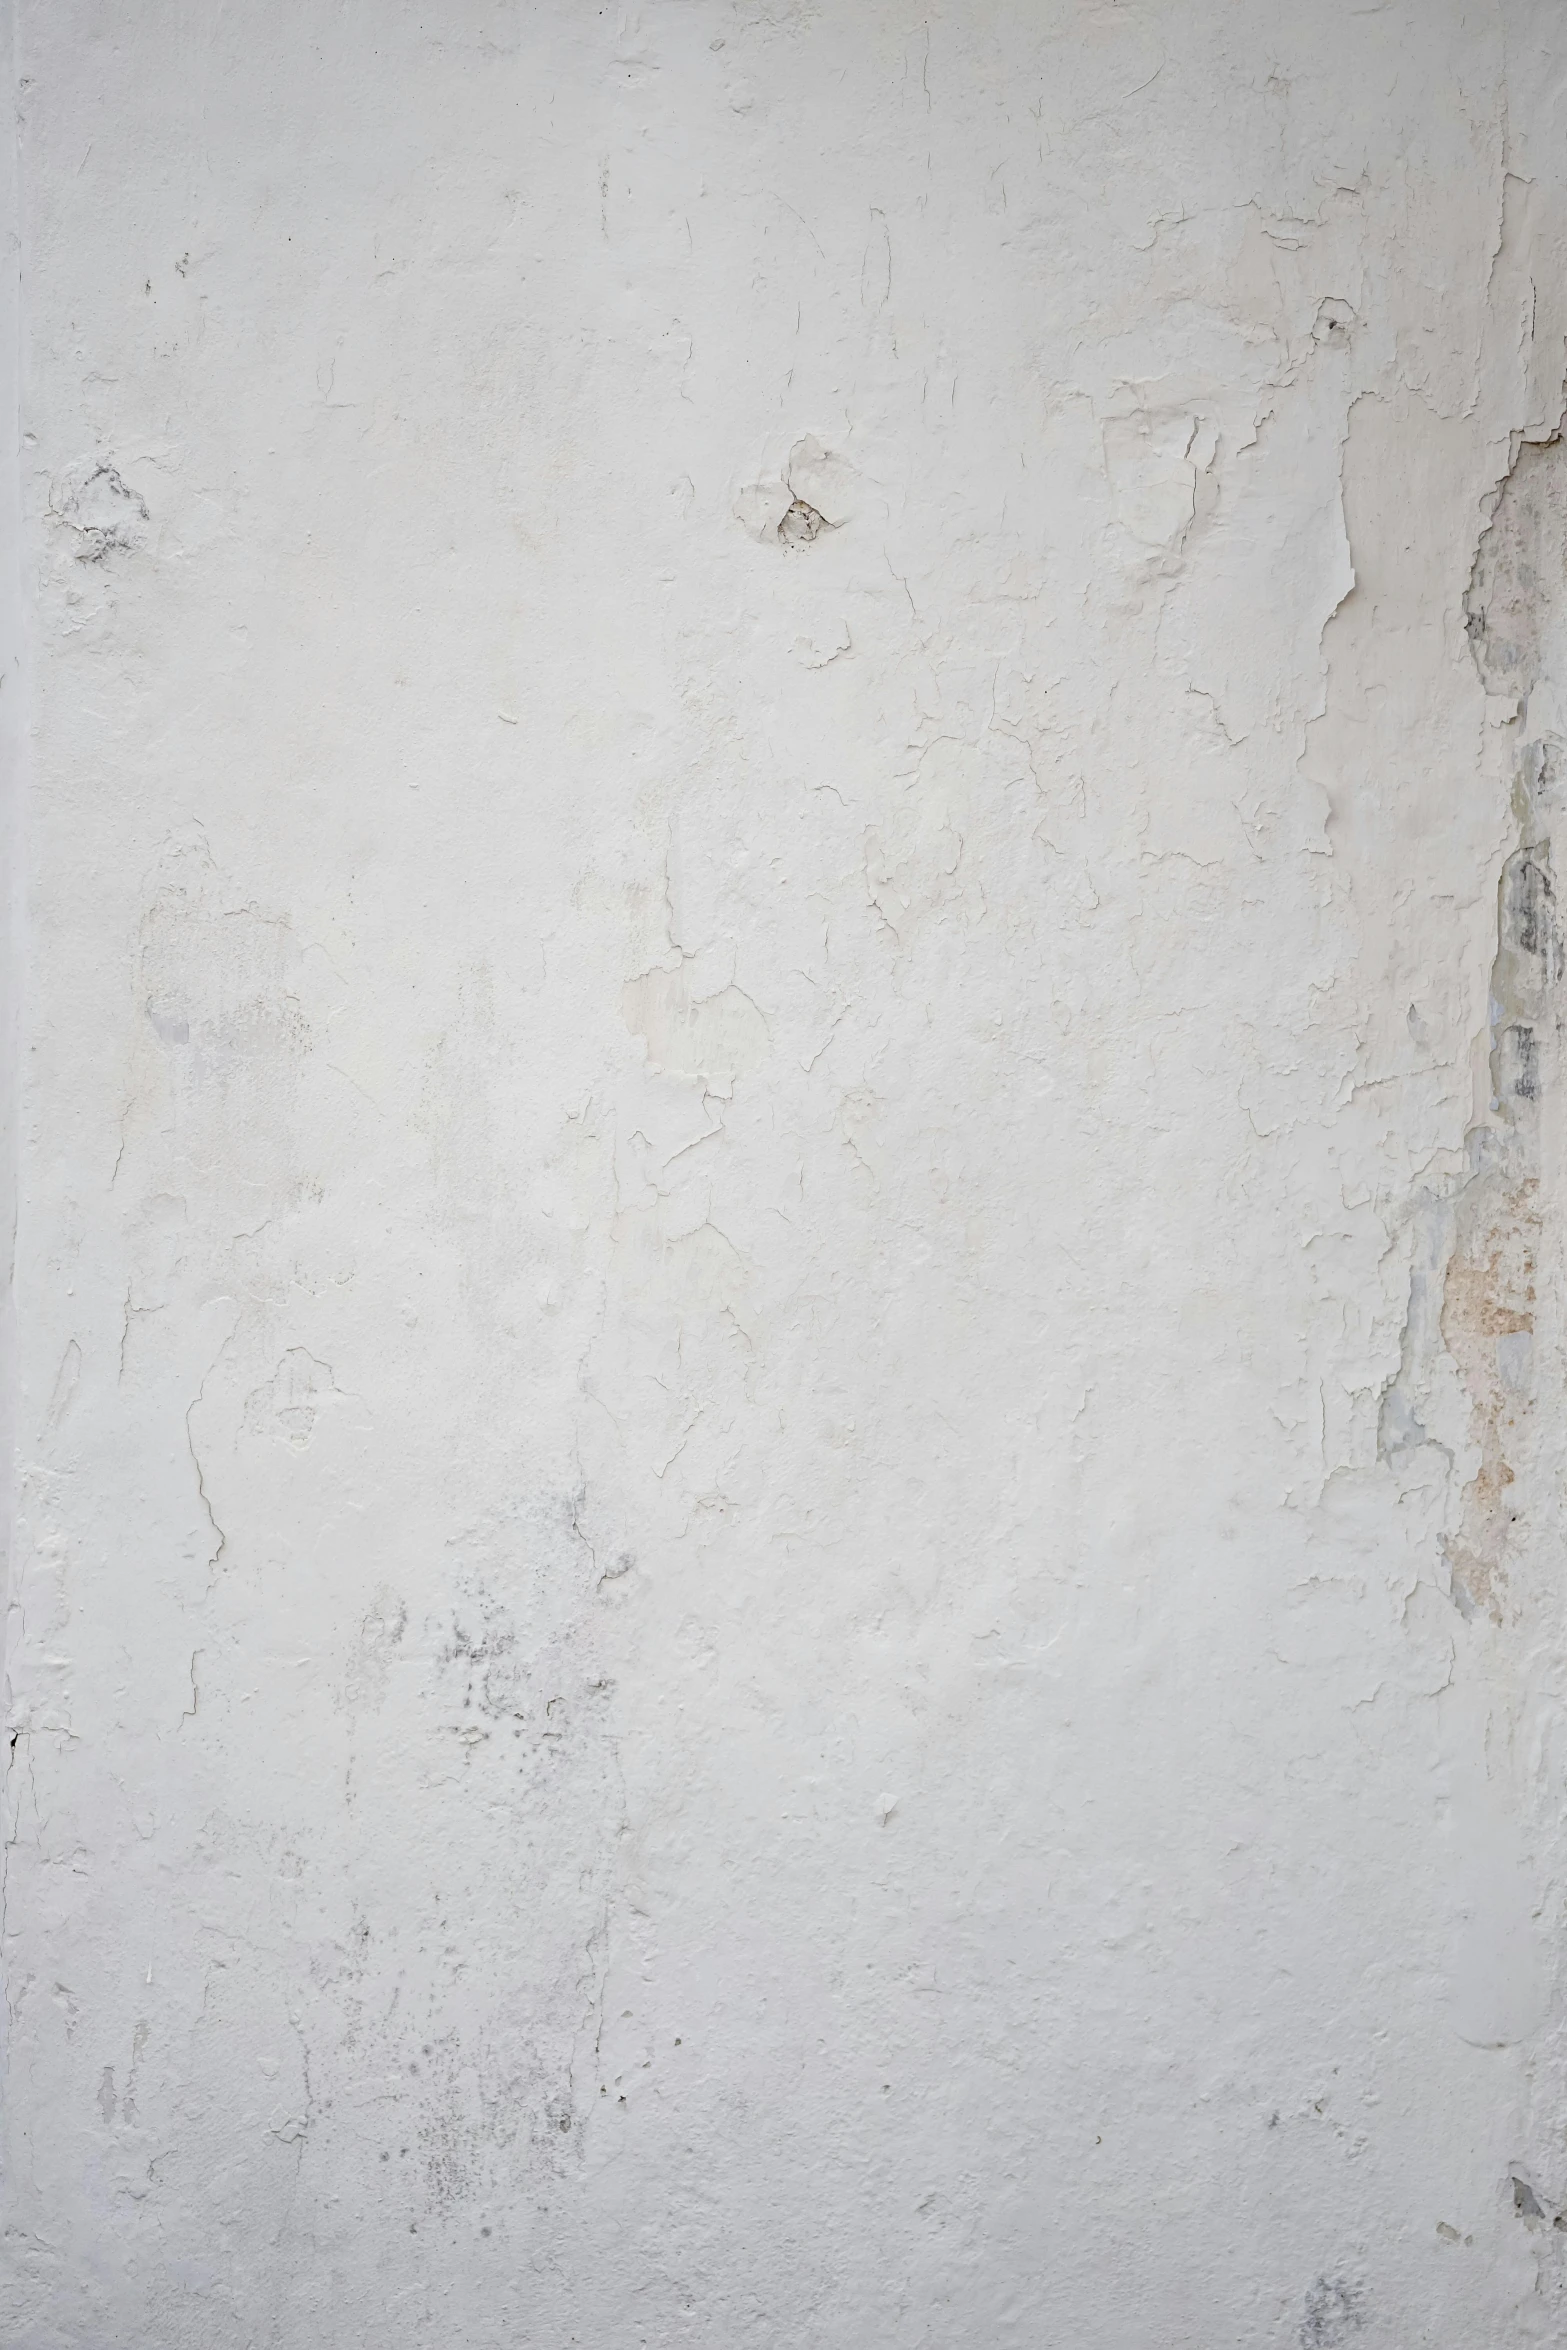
[1102,406,1217,555]
[734,433,859,544]
[1378,422,1566,1620]
[241,1348,342,1451]
[47,459,149,563]
[1438,427,1566,1618]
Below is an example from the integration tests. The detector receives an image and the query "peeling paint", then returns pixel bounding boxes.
[8,5,1567,2344]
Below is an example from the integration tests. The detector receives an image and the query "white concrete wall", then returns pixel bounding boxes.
[6,5,1567,2343]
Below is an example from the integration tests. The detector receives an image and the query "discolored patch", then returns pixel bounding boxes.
[1441,1173,1538,1620]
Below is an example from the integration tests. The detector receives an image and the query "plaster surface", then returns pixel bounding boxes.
[6,5,1567,2344]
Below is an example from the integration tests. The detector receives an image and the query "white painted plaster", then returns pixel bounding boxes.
[6,5,1567,2342]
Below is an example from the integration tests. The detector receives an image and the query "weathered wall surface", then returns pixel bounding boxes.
[6,4,1567,2343]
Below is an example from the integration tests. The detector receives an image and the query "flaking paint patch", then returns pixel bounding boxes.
[622,960,769,1089]
[1440,1167,1539,1620]
[11,6,1567,2344]
[1431,430,1567,1620]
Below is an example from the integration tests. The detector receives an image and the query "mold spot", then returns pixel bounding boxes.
[1300,2275,1366,2347]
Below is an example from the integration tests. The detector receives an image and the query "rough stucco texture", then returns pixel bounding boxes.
[7,4,1567,2344]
